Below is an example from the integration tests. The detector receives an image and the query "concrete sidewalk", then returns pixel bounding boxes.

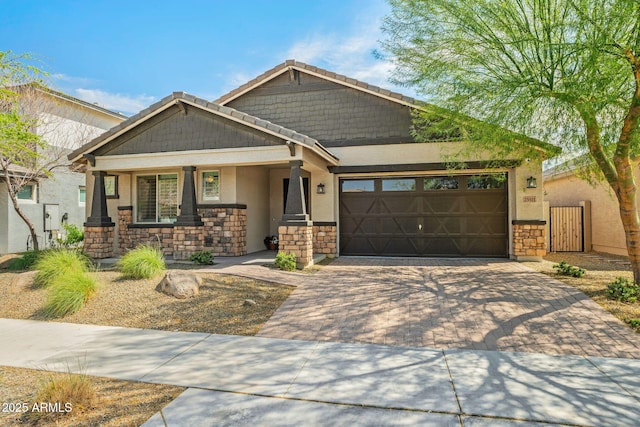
[1,318,639,426]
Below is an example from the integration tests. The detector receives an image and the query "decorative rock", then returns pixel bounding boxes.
[158,270,202,299]
[243,299,257,307]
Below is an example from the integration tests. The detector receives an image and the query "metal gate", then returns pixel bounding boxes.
[550,206,584,252]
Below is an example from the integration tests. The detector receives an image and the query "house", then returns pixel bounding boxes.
[544,164,633,256]
[0,86,125,253]
[68,60,557,265]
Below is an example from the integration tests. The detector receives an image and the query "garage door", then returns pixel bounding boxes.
[339,175,508,257]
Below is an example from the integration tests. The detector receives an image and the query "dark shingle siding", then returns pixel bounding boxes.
[226,72,415,144]
[94,105,282,156]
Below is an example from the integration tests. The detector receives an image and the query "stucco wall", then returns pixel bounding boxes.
[236,166,270,253]
[2,169,85,253]
[544,173,628,256]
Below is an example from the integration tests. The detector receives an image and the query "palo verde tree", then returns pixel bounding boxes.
[0,51,48,250]
[380,0,640,281]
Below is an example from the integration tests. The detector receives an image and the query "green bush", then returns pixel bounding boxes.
[190,250,214,265]
[117,245,166,279]
[56,223,84,248]
[552,261,586,278]
[607,277,640,303]
[33,249,91,288]
[275,252,297,271]
[43,272,98,318]
[627,319,640,331]
[8,250,45,271]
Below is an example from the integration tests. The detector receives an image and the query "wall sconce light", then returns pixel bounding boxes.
[317,183,326,194]
[526,176,537,189]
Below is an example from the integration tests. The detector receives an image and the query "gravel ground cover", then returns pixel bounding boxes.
[0,366,184,427]
[0,262,294,426]
[0,270,294,334]
[523,252,640,330]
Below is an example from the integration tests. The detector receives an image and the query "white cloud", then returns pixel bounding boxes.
[73,88,156,115]
[280,1,404,92]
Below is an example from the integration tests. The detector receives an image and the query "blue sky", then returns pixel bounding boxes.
[1,0,405,115]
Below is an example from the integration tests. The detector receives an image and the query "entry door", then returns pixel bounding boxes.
[339,175,508,257]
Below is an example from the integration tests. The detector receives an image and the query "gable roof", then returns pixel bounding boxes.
[216,60,560,158]
[215,60,417,108]
[68,92,338,164]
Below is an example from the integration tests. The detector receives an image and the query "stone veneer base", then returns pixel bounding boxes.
[279,224,314,268]
[513,223,546,259]
[116,206,246,258]
[84,226,115,259]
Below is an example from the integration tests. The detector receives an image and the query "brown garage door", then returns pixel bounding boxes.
[339,175,508,257]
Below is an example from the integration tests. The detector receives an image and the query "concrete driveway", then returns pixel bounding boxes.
[257,257,640,358]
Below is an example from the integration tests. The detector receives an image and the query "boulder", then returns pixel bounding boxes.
[158,270,202,299]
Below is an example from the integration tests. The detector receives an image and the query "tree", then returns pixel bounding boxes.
[380,0,640,281]
[0,51,47,250]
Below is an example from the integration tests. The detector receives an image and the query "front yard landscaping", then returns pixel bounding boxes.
[0,253,294,426]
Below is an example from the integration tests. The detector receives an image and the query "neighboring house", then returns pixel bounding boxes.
[0,86,125,254]
[69,60,557,265]
[544,165,632,256]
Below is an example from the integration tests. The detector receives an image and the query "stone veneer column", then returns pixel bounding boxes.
[173,166,204,260]
[279,224,314,268]
[84,171,115,259]
[512,220,546,260]
[279,160,314,268]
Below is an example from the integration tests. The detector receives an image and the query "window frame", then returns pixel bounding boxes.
[104,175,119,199]
[16,183,37,204]
[200,170,220,202]
[134,172,180,224]
[78,186,86,207]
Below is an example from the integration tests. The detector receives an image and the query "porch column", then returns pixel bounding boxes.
[174,166,204,260]
[279,160,313,268]
[283,160,309,222]
[84,171,115,259]
[175,166,203,226]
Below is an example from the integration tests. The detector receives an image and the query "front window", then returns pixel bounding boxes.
[201,171,220,201]
[136,174,178,223]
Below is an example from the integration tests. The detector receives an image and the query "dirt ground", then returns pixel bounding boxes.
[0,265,294,426]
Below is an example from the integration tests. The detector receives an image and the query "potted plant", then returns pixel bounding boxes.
[263,235,279,251]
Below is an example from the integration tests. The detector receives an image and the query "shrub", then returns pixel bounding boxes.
[190,250,214,265]
[552,261,586,278]
[33,249,91,288]
[607,277,640,303]
[56,223,85,248]
[28,370,95,421]
[8,250,45,271]
[627,319,640,331]
[43,272,98,317]
[117,245,166,279]
[275,252,297,271]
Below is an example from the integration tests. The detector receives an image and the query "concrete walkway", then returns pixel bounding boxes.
[1,318,639,426]
[244,257,640,358]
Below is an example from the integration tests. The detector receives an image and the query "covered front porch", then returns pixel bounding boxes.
[72,93,339,266]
